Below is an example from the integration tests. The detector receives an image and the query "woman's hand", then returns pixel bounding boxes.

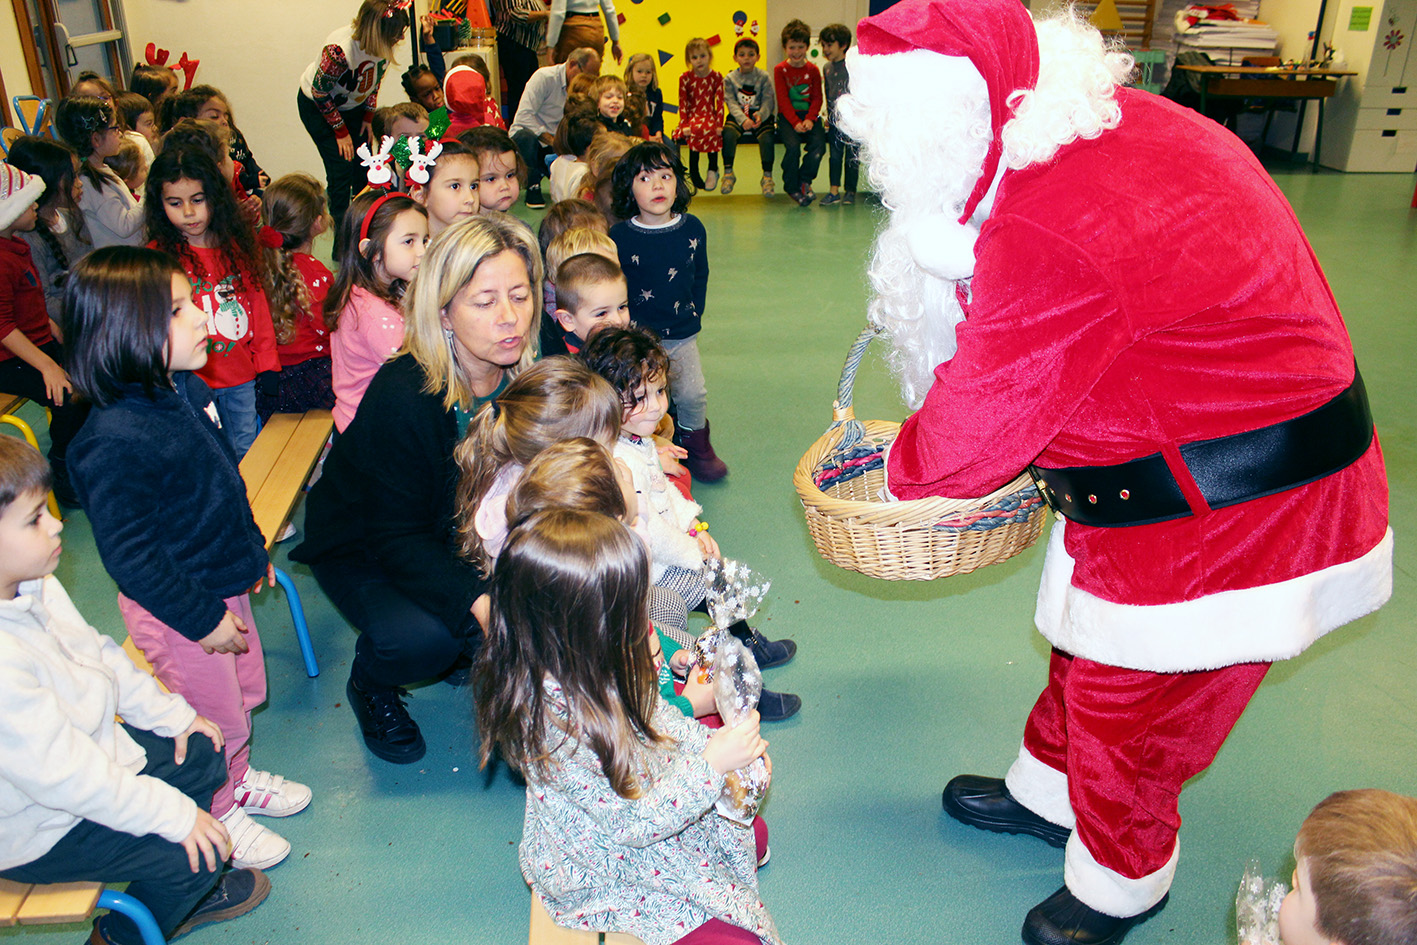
[181,810,231,873]
[174,715,226,761]
[198,611,250,655]
[702,711,766,774]
[249,562,275,594]
[40,362,73,404]
[337,135,355,162]
[611,41,623,65]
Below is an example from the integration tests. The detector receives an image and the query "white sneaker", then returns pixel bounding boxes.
[234,769,312,817]
[704,169,719,191]
[219,807,291,870]
[274,522,297,543]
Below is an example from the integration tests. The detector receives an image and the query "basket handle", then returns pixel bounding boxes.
[825,324,885,451]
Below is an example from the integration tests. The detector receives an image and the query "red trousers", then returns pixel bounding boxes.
[1019,648,1268,908]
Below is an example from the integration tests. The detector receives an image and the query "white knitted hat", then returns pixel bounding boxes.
[0,162,46,231]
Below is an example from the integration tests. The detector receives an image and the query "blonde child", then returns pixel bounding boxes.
[537,203,610,354]
[1277,789,1417,945]
[145,144,276,459]
[543,226,616,348]
[581,326,800,721]
[372,102,430,143]
[675,38,725,192]
[624,52,664,141]
[258,173,336,422]
[326,191,428,432]
[0,437,271,945]
[66,246,311,874]
[458,126,524,214]
[474,508,780,945]
[409,139,480,238]
[591,74,636,137]
[53,96,144,248]
[583,131,639,225]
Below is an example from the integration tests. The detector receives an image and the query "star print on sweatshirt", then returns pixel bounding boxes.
[611,214,709,340]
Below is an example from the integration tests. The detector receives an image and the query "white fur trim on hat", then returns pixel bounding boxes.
[1004,743,1076,829]
[1065,832,1177,917]
[0,165,45,232]
[903,214,978,281]
[1034,521,1394,673]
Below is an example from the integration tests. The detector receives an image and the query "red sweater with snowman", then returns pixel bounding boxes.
[158,243,279,389]
[886,89,1391,673]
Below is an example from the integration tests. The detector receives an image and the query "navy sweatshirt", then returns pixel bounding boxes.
[610,213,709,340]
[69,374,268,642]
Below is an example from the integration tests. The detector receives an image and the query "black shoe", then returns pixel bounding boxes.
[747,631,795,670]
[346,676,426,763]
[942,774,1071,847]
[170,868,271,938]
[757,688,801,721]
[1022,886,1167,945]
[525,184,546,209]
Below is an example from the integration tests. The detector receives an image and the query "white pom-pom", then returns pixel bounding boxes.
[904,215,979,281]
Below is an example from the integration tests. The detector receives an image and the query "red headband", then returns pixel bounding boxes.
[359,192,402,243]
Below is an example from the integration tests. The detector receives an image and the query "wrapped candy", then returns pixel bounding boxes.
[1235,858,1288,945]
[688,557,773,825]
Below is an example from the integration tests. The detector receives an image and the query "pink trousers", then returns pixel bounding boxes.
[118,593,267,817]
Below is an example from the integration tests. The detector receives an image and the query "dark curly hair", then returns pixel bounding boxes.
[579,324,671,410]
[609,141,691,222]
[144,145,261,292]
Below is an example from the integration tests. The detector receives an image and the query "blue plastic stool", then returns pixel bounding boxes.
[96,889,164,945]
[273,567,319,678]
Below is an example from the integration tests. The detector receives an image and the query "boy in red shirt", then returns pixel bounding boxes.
[773,19,826,207]
[0,164,88,507]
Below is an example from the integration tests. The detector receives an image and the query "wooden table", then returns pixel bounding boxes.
[1174,65,1357,168]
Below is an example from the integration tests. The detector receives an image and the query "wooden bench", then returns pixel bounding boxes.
[530,894,645,944]
[0,878,164,944]
[0,393,62,520]
[238,409,334,679]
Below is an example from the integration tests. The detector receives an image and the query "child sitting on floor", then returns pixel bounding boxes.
[0,437,271,945]
[581,326,800,721]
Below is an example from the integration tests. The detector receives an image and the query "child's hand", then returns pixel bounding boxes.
[795,120,808,133]
[238,194,262,227]
[669,649,693,675]
[199,611,250,655]
[803,119,815,131]
[174,716,225,762]
[249,562,275,594]
[695,530,721,559]
[40,362,72,404]
[471,593,491,630]
[420,12,437,42]
[182,809,231,873]
[702,711,767,774]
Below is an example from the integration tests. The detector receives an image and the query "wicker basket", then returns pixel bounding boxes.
[793,326,1049,581]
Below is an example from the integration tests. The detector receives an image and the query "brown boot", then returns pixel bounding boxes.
[678,421,729,482]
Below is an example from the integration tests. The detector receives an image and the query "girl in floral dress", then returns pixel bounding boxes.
[674,38,725,191]
[474,509,782,945]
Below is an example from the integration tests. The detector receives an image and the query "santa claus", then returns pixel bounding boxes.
[834,2,1392,944]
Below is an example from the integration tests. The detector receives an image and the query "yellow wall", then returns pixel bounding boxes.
[613,0,767,135]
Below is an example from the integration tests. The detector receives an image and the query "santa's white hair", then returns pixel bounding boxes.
[836,12,1132,408]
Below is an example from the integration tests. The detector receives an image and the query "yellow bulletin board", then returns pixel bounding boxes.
[613,0,769,136]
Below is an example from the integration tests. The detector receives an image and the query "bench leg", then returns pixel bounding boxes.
[273,567,319,678]
[0,415,62,520]
[96,889,165,945]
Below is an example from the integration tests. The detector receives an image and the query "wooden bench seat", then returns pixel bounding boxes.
[0,878,163,944]
[0,393,61,520]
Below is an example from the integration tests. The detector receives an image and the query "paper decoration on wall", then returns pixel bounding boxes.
[662,103,678,114]
[659,49,673,65]
[617,12,626,24]
[751,19,759,35]
[658,12,670,24]
[707,33,721,46]
[733,11,747,36]
[1088,0,1124,32]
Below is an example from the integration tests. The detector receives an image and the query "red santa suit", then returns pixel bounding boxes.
[864,4,1393,921]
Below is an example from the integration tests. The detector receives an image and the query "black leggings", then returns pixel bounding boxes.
[687,150,720,188]
[296,92,368,247]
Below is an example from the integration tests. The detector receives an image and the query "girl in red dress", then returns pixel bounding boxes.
[674,38,725,191]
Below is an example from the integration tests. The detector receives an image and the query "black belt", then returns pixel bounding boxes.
[1029,366,1373,528]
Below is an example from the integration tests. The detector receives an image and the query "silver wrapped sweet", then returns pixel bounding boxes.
[1235,858,1287,945]
[710,633,769,825]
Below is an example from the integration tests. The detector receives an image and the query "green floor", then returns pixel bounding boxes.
[4,164,1416,945]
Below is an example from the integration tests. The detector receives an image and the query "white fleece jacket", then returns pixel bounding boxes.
[0,576,199,870]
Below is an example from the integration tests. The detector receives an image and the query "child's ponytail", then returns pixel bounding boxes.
[261,174,330,344]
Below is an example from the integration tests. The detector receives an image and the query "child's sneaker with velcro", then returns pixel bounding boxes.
[234,769,311,817]
[219,807,291,870]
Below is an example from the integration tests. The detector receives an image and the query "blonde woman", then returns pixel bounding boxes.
[292,214,540,764]
[297,0,413,241]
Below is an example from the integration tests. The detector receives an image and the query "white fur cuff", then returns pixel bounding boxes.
[1004,743,1075,829]
[1064,833,1177,917]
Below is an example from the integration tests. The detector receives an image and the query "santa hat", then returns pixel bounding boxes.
[444,65,488,139]
[857,0,1039,226]
[0,163,45,231]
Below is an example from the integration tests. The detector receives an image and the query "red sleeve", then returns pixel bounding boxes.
[0,263,20,341]
[247,284,281,374]
[805,64,823,123]
[309,44,352,138]
[773,63,800,126]
[678,71,695,119]
[886,217,1132,499]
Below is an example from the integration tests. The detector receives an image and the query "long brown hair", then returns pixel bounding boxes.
[454,357,622,572]
[323,191,424,332]
[474,509,661,798]
[260,174,331,343]
[504,438,626,532]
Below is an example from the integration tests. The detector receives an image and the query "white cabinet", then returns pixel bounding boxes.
[1322,0,1417,171]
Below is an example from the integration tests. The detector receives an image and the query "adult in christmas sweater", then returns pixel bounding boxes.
[297,0,412,243]
[834,3,1393,944]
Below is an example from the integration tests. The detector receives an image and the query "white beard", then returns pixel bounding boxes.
[835,49,993,409]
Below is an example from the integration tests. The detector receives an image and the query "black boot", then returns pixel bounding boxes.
[1022,886,1167,945]
[727,620,795,669]
[346,674,426,763]
[942,774,1071,847]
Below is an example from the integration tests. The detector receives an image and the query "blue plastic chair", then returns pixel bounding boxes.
[273,566,319,677]
[11,97,51,137]
[96,889,164,945]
